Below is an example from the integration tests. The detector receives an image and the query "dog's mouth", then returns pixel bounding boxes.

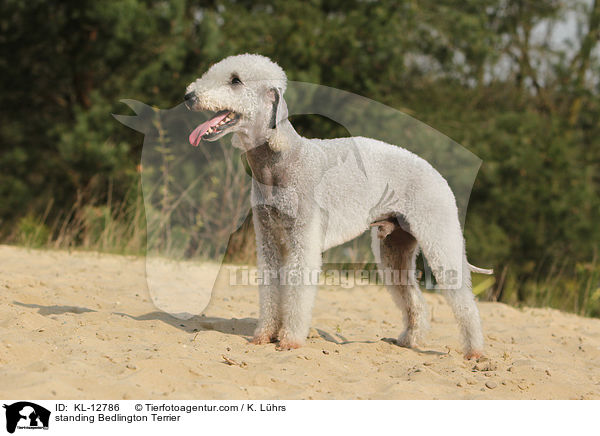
[189,110,240,146]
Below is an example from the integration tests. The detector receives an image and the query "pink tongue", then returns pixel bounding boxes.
[189,111,230,146]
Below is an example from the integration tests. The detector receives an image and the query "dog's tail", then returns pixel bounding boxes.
[468,262,494,275]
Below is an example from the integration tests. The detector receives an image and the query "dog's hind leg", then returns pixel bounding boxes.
[440,259,484,359]
[371,221,429,348]
[413,221,484,359]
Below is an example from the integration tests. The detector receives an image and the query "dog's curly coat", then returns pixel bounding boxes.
[185,54,489,359]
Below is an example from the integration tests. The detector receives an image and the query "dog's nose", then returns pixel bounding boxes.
[184,92,197,109]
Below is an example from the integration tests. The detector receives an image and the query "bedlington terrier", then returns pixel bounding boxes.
[184,54,492,359]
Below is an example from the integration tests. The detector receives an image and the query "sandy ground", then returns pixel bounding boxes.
[1,245,599,400]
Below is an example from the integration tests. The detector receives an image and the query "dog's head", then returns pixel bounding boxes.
[185,54,288,148]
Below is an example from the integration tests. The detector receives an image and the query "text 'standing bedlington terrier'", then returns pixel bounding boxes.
[185,54,492,359]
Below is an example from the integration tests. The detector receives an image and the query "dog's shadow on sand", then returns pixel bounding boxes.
[14,301,445,354]
[15,299,343,344]
[115,312,447,354]
[115,311,258,337]
[14,301,97,316]
[112,311,352,346]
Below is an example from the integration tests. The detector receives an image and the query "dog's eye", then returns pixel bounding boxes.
[230,75,242,85]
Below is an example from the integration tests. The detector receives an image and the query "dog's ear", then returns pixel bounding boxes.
[267,87,289,152]
[268,87,288,129]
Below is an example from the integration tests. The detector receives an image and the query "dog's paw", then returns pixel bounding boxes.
[276,331,304,350]
[464,350,483,360]
[250,333,277,345]
[276,339,302,351]
[397,330,419,348]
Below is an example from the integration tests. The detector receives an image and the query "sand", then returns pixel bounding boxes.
[0,244,599,399]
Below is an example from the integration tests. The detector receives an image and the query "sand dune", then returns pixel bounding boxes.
[0,245,599,399]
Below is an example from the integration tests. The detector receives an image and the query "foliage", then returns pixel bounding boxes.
[16,215,50,247]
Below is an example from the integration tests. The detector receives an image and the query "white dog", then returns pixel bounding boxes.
[185,54,491,359]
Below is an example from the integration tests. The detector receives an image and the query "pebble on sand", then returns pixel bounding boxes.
[485,381,497,389]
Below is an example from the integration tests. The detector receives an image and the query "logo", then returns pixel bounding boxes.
[3,402,50,434]
[114,80,482,318]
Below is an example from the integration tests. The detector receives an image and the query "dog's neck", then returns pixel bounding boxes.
[240,120,301,187]
[245,142,280,187]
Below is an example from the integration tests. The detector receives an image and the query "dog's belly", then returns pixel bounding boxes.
[321,205,371,252]
[315,143,413,252]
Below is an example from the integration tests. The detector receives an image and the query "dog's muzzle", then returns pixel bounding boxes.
[184,92,198,110]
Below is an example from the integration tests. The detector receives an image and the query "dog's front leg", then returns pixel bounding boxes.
[252,258,282,344]
[251,214,282,345]
[277,224,322,350]
[252,281,281,345]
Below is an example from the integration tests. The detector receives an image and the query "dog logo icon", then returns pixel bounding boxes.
[3,402,50,433]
